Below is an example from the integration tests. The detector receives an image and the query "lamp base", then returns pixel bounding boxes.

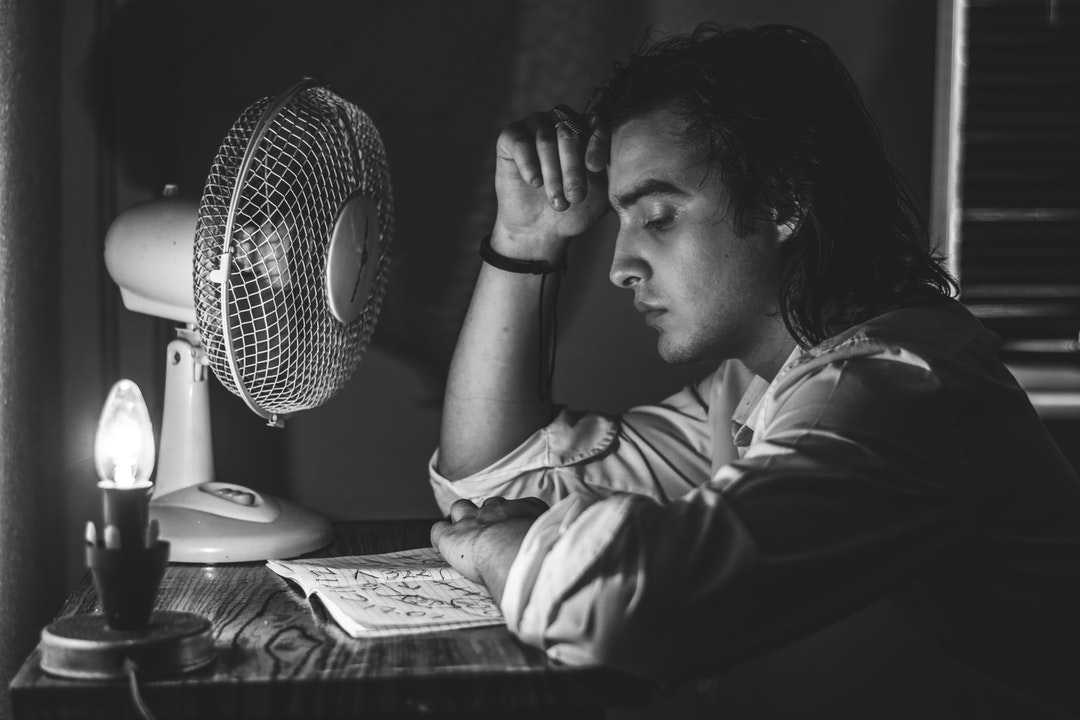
[40,611,215,680]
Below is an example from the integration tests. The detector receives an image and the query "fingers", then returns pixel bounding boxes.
[448,498,478,523]
[498,107,603,211]
[556,123,587,206]
[551,105,588,206]
[585,117,611,174]
[480,496,548,521]
[445,497,548,527]
[430,519,448,547]
[501,122,544,188]
[533,116,568,210]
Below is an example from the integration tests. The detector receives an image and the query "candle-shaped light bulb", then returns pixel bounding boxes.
[93,380,155,550]
[94,379,155,489]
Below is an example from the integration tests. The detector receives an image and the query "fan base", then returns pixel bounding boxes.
[151,484,332,563]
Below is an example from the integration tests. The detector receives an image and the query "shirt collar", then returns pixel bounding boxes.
[730,346,803,448]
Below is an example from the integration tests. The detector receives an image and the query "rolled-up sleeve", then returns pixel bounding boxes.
[428,371,722,514]
[499,348,966,681]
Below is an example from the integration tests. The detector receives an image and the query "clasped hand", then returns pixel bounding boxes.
[430,497,549,604]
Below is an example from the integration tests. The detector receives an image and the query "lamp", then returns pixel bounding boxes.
[94,379,155,558]
[39,380,215,681]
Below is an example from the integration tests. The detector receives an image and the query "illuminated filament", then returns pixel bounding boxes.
[94,379,155,489]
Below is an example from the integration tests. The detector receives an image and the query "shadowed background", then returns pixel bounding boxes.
[1,2,937,718]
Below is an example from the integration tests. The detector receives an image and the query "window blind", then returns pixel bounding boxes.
[955,0,1080,360]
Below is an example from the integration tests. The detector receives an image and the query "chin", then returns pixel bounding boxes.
[656,338,704,365]
[656,331,727,366]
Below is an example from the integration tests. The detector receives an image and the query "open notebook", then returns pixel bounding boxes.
[266,547,504,638]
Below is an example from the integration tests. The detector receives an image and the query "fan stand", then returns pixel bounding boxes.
[150,327,332,563]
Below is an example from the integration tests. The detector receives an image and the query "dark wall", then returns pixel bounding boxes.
[0,2,62,717]
[21,2,942,717]
[58,0,939,560]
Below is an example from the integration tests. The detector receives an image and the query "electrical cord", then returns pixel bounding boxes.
[538,271,560,401]
[123,658,159,720]
[478,232,567,402]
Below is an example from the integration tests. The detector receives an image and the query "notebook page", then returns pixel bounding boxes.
[267,547,504,637]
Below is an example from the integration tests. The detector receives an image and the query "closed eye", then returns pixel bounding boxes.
[644,213,675,231]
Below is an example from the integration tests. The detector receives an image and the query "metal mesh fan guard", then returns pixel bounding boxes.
[193,80,393,423]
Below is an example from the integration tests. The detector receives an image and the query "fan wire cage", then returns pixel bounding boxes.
[193,79,393,426]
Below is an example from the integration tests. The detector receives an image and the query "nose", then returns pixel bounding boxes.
[608,227,648,289]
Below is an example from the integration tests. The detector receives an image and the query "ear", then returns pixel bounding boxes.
[769,206,801,243]
[776,218,798,243]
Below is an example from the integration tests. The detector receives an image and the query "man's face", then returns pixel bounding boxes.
[607,108,784,366]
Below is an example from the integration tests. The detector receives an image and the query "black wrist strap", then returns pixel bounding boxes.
[477,233,564,401]
[479,233,567,275]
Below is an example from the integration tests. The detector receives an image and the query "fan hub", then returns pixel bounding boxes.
[326,193,380,324]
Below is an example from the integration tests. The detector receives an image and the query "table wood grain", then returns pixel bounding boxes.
[10,520,652,719]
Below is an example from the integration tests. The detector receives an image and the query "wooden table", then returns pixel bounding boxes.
[10,520,652,719]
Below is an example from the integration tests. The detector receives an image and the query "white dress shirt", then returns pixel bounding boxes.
[429,299,1080,716]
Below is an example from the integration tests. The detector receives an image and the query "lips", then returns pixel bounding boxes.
[634,300,666,327]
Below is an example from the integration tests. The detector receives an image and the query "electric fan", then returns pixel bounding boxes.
[104,78,393,562]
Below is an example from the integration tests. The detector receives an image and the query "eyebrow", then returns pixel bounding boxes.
[610,178,691,211]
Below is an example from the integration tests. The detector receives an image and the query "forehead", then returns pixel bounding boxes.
[608,109,704,197]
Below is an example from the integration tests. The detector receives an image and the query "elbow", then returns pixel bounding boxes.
[528,612,686,683]
[511,580,678,681]
[511,574,754,683]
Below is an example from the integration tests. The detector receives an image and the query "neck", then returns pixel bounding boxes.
[741,317,798,382]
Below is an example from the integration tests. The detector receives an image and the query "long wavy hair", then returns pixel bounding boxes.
[590,23,958,348]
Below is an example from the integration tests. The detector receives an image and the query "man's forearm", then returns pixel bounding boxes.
[430,500,539,605]
[438,236,566,480]
[439,103,605,481]
[474,517,532,605]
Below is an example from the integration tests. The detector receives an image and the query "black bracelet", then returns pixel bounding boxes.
[479,233,567,275]
[477,232,564,401]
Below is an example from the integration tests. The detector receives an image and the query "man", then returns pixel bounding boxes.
[429,24,1080,717]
